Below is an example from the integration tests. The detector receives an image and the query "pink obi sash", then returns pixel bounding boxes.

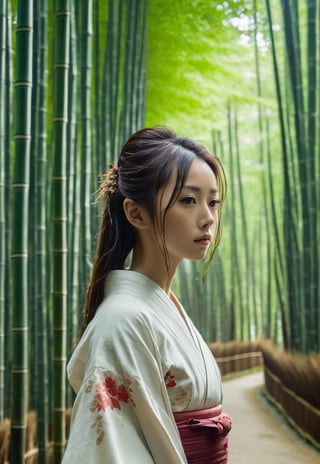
[173,405,232,464]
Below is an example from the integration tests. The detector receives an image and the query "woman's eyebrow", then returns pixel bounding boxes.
[182,185,218,194]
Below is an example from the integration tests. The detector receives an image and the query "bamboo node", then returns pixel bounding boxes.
[10,253,28,258]
[16,27,33,32]
[14,134,32,140]
[52,117,68,123]
[54,63,69,69]
[55,11,71,17]
[15,81,32,87]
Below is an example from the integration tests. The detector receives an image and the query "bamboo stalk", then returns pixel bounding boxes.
[211,131,230,342]
[233,108,250,339]
[10,0,33,461]
[66,0,80,409]
[227,104,243,340]
[306,0,318,350]
[253,0,271,339]
[80,0,93,279]
[0,0,6,424]
[102,0,122,163]
[35,0,49,460]
[28,0,40,413]
[92,0,101,172]
[215,251,228,342]
[4,0,12,420]
[52,1,70,461]
[281,0,308,352]
[135,0,147,128]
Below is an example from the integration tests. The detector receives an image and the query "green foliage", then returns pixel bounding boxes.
[155,0,320,354]
[146,0,258,141]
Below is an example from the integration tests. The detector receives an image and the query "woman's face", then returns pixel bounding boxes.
[158,157,220,267]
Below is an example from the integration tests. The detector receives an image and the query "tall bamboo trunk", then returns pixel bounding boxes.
[102,0,122,164]
[0,0,7,424]
[80,0,93,280]
[233,108,251,339]
[211,131,229,342]
[28,1,39,412]
[52,1,70,461]
[227,104,244,340]
[253,0,269,338]
[281,0,309,352]
[66,0,79,409]
[4,0,12,420]
[120,0,147,142]
[35,0,49,460]
[306,0,318,350]
[10,1,33,462]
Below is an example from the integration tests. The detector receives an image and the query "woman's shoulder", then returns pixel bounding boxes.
[91,291,156,343]
[98,290,152,320]
[71,292,158,381]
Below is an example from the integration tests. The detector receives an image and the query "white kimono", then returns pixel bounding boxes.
[62,270,222,463]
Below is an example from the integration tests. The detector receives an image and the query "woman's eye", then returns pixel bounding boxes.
[210,199,220,209]
[180,196,196,205]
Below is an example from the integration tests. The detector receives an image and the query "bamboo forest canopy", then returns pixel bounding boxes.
[0,0,319,461]
[149,0,320,355]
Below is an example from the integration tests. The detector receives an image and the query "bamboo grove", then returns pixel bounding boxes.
[0,0,319,462]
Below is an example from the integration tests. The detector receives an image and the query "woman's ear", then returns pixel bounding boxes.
[123,198,150,230]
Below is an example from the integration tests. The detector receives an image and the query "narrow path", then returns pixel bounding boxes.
[222,371,320,464]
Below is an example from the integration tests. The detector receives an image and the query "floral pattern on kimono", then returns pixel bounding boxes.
[85,373,135,445]
[165,369,191,410]
[62,270,223,464]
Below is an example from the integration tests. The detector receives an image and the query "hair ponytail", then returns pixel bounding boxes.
[81,172,135,332]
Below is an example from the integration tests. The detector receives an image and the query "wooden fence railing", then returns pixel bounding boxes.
[215,351,262,375]
[263,365,320,450]
[209,340,263,375]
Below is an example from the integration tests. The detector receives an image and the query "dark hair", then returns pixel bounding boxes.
[82,126,226,330]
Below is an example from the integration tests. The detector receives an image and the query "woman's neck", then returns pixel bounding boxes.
[130,245,179,294]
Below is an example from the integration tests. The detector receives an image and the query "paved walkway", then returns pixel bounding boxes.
[222,371,320,464]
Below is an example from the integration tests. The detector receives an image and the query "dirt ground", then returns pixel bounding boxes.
[222,371,320,464]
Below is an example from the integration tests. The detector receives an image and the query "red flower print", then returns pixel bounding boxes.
[117,384,130,402]
[96,383,113,411]
[87,373,134,446]
[105,377,118,397]
[164,371,176,389]
[94,376,130,412]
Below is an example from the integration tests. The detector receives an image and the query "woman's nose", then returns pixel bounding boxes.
[199,204,215,229]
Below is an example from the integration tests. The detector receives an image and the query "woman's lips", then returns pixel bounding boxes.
[195,238,210,246]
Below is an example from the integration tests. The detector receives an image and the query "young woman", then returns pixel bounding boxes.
[62,126,231,463]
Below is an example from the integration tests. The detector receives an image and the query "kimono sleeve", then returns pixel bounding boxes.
[62,305,187,464]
